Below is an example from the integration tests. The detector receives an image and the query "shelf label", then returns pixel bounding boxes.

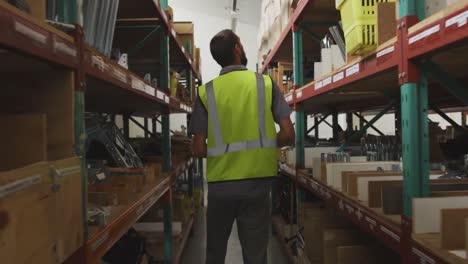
[286,95,293,102]
[338,199,344,210]
[113,67,127,84]
[131,77,145,91]
[332,72,344,83]
[356,209,363,220]
[92,55,107,71]
[380,226,400,242]
[53,165,81,177]
[92,233,109,251]
[310,182,318,191]
[297,91,303,98]
[14,22,47,44]
[53,39,77,58]
[0,174,41,198]
[345,63,360,77]
[315,81,323,90]
[365,216,377,231]
[164,96,170,104]
[156,90,165,100]
[412,248,436,264]
[409,24,440,44]
[145,85,156,96]
[323,76,332,87]
[376,45,395,58]
[136,205,146,218]
[445,10,468,28]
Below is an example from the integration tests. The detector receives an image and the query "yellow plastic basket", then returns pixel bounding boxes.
[336,0,395,55]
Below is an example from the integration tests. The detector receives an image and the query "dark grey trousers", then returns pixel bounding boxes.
[206,190,271,264]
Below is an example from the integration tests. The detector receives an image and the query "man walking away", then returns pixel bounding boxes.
[189,29,295,264]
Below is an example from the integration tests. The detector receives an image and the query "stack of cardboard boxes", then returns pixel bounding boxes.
[300,202,399,264]
[257,0,298,67]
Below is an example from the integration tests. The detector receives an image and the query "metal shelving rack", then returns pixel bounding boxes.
[0,0,201,263]
[260,0,468,263]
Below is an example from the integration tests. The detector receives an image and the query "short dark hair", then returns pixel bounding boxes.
[210,29,239,67]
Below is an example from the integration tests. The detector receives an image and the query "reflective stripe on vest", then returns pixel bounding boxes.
[205,73,277,158]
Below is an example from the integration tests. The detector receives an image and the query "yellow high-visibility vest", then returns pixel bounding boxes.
[198,70,278,182]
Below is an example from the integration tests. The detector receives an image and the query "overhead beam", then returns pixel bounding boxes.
[300,25,321,43]
[420,60,468,106]
[128,26,161,57]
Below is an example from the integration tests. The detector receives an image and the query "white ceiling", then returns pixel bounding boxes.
[170,0,261,26]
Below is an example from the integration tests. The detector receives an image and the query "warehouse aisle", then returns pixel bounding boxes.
[180,208,288,264]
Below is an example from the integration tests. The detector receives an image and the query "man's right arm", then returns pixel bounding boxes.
[277,117,295,147]
[271,79,295,147]
[188,95,209,157]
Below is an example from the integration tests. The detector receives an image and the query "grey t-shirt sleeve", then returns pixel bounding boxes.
[188,95,208,135]
[271,80,293,124]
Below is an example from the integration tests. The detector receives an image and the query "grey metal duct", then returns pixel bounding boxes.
[83,0,119,56]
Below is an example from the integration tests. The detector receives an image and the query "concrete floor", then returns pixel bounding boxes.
[180,207,288,264]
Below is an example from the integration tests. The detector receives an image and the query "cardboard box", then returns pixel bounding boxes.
[323,229,367,264]
[377,3,396,46]
[322,207,354,229]
[426,0,459,17]
[0,114,47,170]
[139,193,191,224]
[2,0,46,20]
[0,162,57,263]
[302,203,324,263]
[337,246,375,264]
[174,22,195,56]
[51,157,84,262]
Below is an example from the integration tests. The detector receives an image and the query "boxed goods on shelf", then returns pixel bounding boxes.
[413,196,468,261]
[257,0,295,66]
[170,71,180,97]
[194,47,201,73]
[377,3,396,46]
[323,229,368,264]
[88,166,159,193]
[424,0,461,18]
[336,0,396,55]
[1,0,46,20]
[270,62,293,93]
[139,192,192,224]
[440,208,468,250]
[0,114,47,170]
[0,162,54,264]
[300,202,390,264]
[0,157,83,263]
[323,161,400,189]
[49,157,83,262]
[174,22,194,56]
[0,70,75,165]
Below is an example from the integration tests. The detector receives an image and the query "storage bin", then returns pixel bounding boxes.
[336,0,395,55]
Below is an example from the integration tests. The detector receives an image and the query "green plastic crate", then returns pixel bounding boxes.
[336,0,395,55]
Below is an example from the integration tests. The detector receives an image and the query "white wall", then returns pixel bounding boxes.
[169,0,261,131]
